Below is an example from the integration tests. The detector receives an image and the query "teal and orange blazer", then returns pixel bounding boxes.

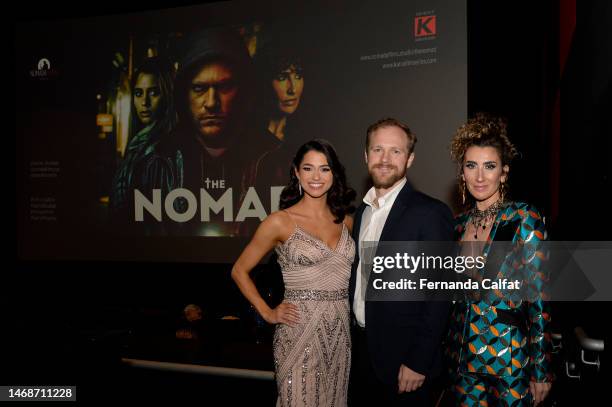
[446,201,553,382]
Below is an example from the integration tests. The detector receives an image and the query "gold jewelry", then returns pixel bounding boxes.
[469,199,504,239]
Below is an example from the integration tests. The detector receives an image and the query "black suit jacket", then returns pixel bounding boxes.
[349,181,454,389]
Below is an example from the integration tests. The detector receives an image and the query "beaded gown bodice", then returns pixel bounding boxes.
[272,223,355,407]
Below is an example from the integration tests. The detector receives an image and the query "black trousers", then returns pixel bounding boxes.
[348,326,433,407]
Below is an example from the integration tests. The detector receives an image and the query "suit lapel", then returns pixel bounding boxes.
[352,204,366,255]
[379,182,412,242]
[481,204,520,282]
[482,203,516,256]
[349,203,367,303]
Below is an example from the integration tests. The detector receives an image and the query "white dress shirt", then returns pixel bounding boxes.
[353,177,407,327]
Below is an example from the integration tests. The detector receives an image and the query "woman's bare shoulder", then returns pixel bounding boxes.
[261,210,296,240]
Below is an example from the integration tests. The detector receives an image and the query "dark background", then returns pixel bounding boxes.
[11,0,610,405]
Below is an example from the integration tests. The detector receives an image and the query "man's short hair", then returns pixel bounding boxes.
[366,117,417,154]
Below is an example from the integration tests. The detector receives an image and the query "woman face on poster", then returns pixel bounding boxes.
[258,42,306,141]
[272,64,304,116]
[130,57,174,129]
[133,72,163,126]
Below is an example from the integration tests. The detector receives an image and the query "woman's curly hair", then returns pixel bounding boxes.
[279,139,356,223]
[450,112,519,172]
[450,113,519,206]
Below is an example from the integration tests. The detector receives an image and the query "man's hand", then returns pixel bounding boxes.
[397,364,425,393]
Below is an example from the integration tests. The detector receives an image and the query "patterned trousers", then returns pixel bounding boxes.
[452,372,532,406]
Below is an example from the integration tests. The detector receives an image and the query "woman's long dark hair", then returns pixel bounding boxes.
[254,30,307,134]
[256,53,305,118]
[279,139,356,223]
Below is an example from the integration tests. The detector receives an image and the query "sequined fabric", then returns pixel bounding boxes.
[274,224,355,407]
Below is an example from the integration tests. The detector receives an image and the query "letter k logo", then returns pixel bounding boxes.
[415,15,437,37]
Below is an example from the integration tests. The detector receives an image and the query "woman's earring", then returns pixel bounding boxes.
[461,179,466,205]
[500,181,505,202]
[299,182,302,195]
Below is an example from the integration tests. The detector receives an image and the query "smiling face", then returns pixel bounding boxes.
[365,125,414,194]
[272,65,304,115]
[294,150,333,198]
[462,145,509,209]
[133,73,162,125]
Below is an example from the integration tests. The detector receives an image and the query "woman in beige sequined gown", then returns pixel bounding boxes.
[232,139,356,406]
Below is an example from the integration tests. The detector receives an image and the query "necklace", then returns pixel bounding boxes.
[469,199,504,239]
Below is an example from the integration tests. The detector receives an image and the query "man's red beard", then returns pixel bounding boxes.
[369,164,405,189]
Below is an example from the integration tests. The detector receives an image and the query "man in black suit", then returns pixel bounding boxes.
[348,118,454,406]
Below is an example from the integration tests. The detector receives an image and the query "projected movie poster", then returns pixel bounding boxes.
[16,0,467,262]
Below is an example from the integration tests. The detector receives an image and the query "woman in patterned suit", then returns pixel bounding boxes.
[446,113,553,406]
